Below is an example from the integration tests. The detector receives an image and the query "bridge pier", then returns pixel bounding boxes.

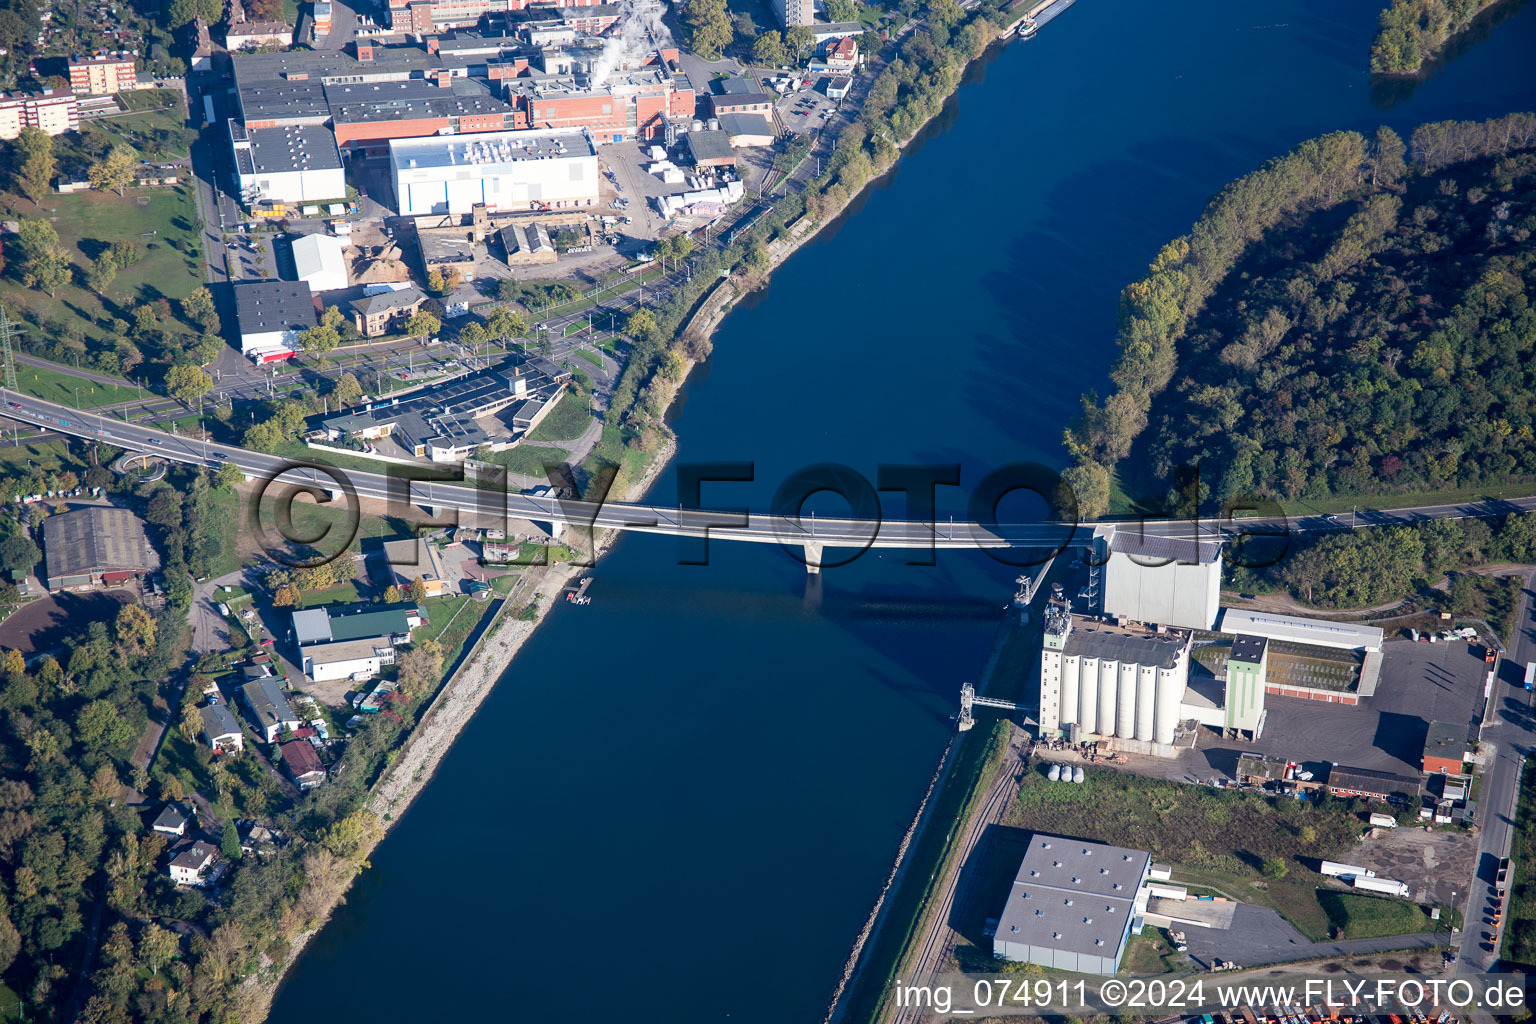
[803,543,822,574]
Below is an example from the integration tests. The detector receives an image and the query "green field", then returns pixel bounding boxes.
[85,90,193,160]
[1,183,205,367]
[15,363,136,409]
[1002,768,1371,942]
[574,348,603,368]
[1317,891,1437,940]
[526,389,593,443]
[1503,761,1536,965]
[484,444,572,478]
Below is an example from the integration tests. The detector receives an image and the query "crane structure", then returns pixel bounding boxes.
[957,681,1018,732]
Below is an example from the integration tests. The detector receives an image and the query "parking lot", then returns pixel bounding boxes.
[1178,637,1491,782]
[775,82,839,134]
[1352,825,1478,908]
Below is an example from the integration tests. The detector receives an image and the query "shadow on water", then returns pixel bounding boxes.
[1370,0,1535,108]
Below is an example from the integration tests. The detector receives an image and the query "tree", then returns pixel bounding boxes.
[165,363,214,404]
[396,639,443,695]
[1261,856,1289,879]
[272,583,301,607]
[402,311,441,340]
[12,127,56,202]
[825,0,859,20]
[686,0,733,59]
[181,286,219,332]
[14,220,70,298]
[0,534,40,576]
[88,146,138,196]
[409,575,428,603]
[382,584,404,604]
[137,921,180,973]
[1372,125,1406,187]
[458,321,488,352]
[426,268,447,295]
[626,308,663,345]
[752,30,786,67]
[216,462,245,489]
[333,371,362,406]
[784,24,815,58]
[300,323,340,356]
[114,603,157,659]
[485,306,527,341]
[220,820,242,861]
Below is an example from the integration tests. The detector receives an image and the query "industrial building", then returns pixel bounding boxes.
[67,53,138,95]
[992,835,1151,976]
[41,505,161,591]
[683,129,737,168]
[1325,765,1421,803]
[230,122,346,206]
[387,0,608,34]
[1217,608,1385,653]
[0,89,80,139]
[233,279,316,359]
[1100,533,1222,632]
[291,233,349,292]
[1223,634,1269,740]
[319,360,569,461]
[1422,721,1470,775]
[390,128,599,216]
[291,603,422,647]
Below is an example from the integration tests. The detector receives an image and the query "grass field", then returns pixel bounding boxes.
[1502,761,1536,965]
[1,183,204,365]
[573,348,603,368]
[298,582,362,608]
[526,389,593,443]
[1317,891,1436,940]
[15,363,136,408]
[1121,929,1183,975]
[485,444,572,478]
[85,90,192,160]
[1002,768,1369,941]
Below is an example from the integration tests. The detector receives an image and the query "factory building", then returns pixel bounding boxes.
[387,0,608,35]
[1224,634,1268,740]
[1101,533,1222,631]
[329,78,521,156]
[1216,608,1385,653]
[233,280,316,360]
[230,122,346,205]
[291,233,349,292]
[1422,721,1470,776]
[993,835,1151,976]
[389,128,599,216]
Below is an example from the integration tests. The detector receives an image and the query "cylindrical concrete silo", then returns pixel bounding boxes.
[1073,765,1085,783]
[1135,665,1156,741]
[1097,660,1117,737]
[1116,661,1137,739]
[1078,658,1098,734]
[1153,665,1184,745]
[1048,763,1061,781]
[1060,655,1080,727]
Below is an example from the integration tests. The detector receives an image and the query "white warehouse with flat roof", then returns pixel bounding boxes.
[993,835,1152,976]
[389,128,600,216]
[1217,608,1385,652]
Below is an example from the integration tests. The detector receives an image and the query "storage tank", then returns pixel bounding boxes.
[1060,655,1079,727]
[1072,766,1085,784]
[1135,665,1156,741]
[707,117,719,130]
[1048,764,1061,781]
[1077,658,1098,734]
[1097,659,1117,736]
[690,119,704,132]
[1153,664,1183,745]
[1352,876,1409,897]
[1116,661,1137,739]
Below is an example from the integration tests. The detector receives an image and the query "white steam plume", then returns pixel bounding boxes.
[591,0,673,88]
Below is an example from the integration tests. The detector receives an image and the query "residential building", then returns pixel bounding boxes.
[389,128,600,216]
[240,677,302,743]
[41,505,160,591]
[225,19,294,49]
[0,89,81,140]
[187,17,214,72]
[1423,721,1470,775]
[168,840,220,886]
[770,0,812,28]
[818,36,858,70]
[350,287,428,337]
[152,803,190,837]
[993,835,1151,976]
[67,53,138,95]
[279,740,326,788]
[200,703,246,754]
[233,279,315,359]
[230,121,346,206]
[291,232,349,292]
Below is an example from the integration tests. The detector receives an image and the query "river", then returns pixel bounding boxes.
[269,1,1536,1020]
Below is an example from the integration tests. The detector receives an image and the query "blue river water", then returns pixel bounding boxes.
[270,1,1536,1020]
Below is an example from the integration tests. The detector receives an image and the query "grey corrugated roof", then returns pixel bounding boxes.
[233,280,315,335]
[995,836,1149,959]
[1327,764,1420,797]
[1109,532,1221,564]
[42,506,160,583]
[1062,627,1184,670]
